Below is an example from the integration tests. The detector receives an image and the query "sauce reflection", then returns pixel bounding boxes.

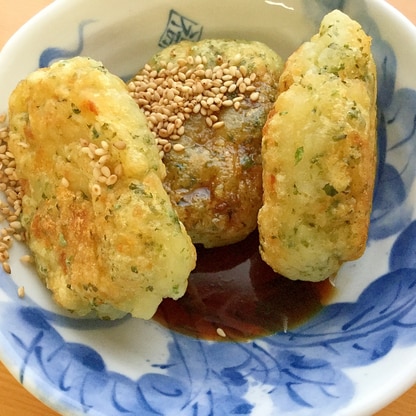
[154,231,336,341]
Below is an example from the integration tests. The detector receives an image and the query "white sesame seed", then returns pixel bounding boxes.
[18,286,25,298]
[98,155,110,166]
[100,166,111,178]
[91,184,102,196]
[94,148,108,157]
[216,328,226,338]
[127,54,263,153]
[250,91,260,102]
[212,121,225,130]
[106,174,118,186]
[163,142,172,153]
[192,103,201,114]
[173,143,185,152]
[9,221,22,230]
[114,164,123,176]
[89,143,98,152]
[158,138,169,146]
[159,129,169,138]
[239,83,247,93]
[20,254,34,264]
[113,140,126,150]
[167,123,175,136]
[61,177,70,188]
[2,261,11,274]
[81,147,94,159]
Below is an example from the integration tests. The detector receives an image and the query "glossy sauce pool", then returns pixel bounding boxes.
[153,231,336,341]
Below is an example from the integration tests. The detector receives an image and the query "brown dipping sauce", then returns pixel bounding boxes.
[153,231,336,341]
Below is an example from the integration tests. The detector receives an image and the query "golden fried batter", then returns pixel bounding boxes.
[8,57,196,319]
[133,39,283,247]
[258,10,377,281]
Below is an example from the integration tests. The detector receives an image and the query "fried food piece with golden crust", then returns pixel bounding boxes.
[258,10,377,281]
[131,39,283,247]
[8,56,196,319]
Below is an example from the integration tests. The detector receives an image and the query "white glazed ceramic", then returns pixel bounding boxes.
[1,1,416,415]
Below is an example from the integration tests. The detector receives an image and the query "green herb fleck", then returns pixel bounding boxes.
[172,284,180,295]
[71,103,81,114]
[347,106,361,120]
[295,146,304,165]
[293,184,300,195]
[91,126,100,139]
[129,183,145,194]
[131,266,139,274]
[129,183,153,198]
[323,183,338,197]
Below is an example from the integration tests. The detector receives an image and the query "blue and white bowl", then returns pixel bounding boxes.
[1,0,416,415]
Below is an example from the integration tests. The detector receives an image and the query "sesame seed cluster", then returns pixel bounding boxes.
[79,138,126,197]
[0,119,129,280]
[0,117,31,279]
[127,54,260,158]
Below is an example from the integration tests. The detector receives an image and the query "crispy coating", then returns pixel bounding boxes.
[258,10,377,281]
[8,57,196,319]
[143,40,283,247]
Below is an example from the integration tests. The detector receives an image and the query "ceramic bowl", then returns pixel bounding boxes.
[0,0,416,415]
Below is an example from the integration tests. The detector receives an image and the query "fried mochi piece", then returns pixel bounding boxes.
[8,57,196,319]
[258,10,377,281]
[131,40,283,247]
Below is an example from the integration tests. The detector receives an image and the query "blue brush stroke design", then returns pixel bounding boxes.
[3,256,416,415]
[0,1,414,415]
[38,19,95,68]
[390,220,416,272]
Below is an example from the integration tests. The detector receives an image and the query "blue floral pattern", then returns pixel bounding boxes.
[39,20,96,68]
[1,1,416,415]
